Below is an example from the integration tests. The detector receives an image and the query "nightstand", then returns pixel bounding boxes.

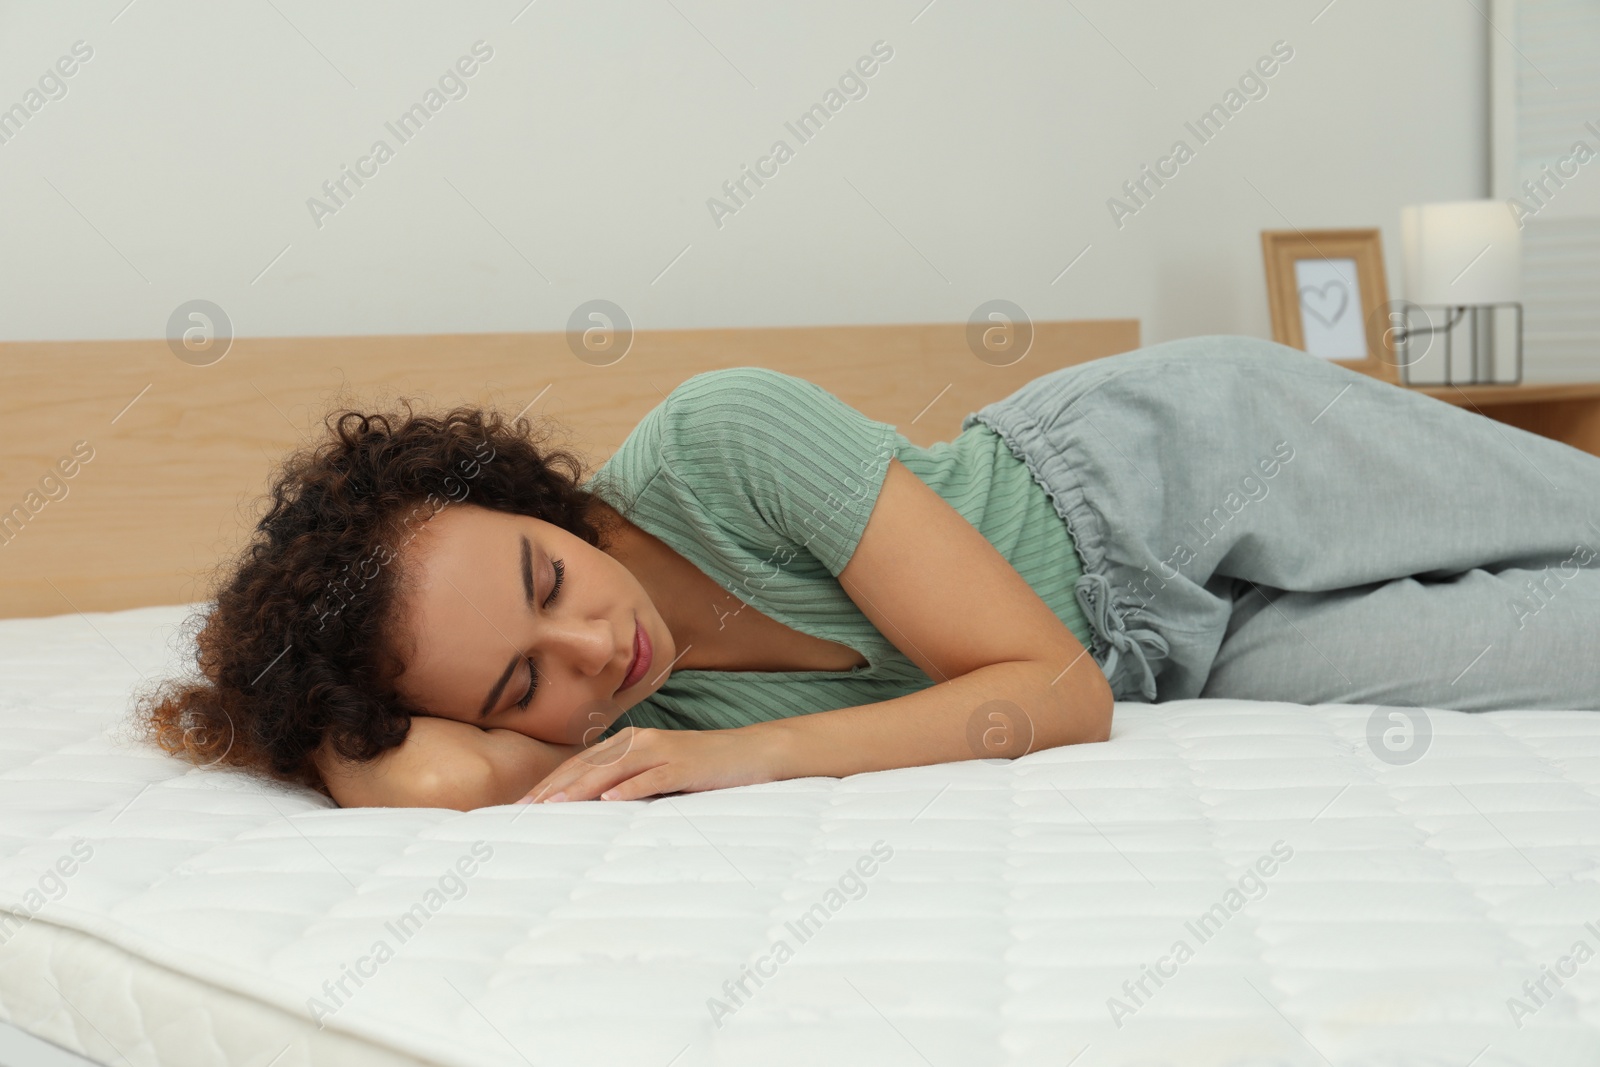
[1408,381,1600,459]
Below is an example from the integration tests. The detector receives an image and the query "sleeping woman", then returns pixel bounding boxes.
[137,334,1600,810]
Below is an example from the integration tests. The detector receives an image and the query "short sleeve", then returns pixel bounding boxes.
[657,367,902,576]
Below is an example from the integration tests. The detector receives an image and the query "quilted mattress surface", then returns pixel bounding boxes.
[3,603,1600,1067]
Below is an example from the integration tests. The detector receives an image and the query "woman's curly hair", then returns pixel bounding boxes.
[133,399,623,797]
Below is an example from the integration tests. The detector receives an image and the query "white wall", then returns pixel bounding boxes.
[0,0,1487,348]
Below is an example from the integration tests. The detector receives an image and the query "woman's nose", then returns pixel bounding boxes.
[544,616,616,677]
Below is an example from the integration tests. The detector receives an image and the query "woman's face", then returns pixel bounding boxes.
[390,503,675,744]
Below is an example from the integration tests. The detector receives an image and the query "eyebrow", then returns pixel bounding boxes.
[479,534,539,718]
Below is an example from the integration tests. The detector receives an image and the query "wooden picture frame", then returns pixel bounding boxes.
[1261,228,1398,383]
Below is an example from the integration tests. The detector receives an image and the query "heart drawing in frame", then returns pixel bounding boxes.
[1298,281,1349,328]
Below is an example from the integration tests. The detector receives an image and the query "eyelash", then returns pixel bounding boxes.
[516,558,565,709]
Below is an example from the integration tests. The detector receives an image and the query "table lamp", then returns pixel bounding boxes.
[1397,199,1523,385]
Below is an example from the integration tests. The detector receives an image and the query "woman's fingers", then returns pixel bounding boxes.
[522,758,596,803]
[518,758,584,803]
[597,765,677,802]
[522,734,658,803]
[510,728,712,805]
[515,733,618,802]
[551,756,658,802]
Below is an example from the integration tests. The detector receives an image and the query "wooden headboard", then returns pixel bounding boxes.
[0,319,1138,619]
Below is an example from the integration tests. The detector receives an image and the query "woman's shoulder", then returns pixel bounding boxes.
[663,366,825,419]
[588,369,816,495]
[659,366,894,445]
[641,368,865,471]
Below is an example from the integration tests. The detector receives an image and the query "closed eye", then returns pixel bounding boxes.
[545,557,565,608]
[515,656,536,709]
[515,558,564,709]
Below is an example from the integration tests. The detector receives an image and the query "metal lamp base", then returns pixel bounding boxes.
[1396,302,1523,387]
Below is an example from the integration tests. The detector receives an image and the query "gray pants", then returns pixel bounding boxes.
[962,334,1600,712]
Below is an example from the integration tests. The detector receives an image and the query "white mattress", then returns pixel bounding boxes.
[4,603,1600,1067]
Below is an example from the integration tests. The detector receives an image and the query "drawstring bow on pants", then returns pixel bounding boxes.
[1074,572,1169,702]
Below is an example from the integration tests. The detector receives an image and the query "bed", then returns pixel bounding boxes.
[6,323,1600,1065]
[5,601,1600,1066]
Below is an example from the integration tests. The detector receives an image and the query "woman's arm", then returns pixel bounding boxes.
[754,657,1106,780]
[749,457,1113,776]
[522,458,1114,803]
[315,714,585,810]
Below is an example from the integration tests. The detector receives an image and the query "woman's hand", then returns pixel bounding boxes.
[518,726,788,804]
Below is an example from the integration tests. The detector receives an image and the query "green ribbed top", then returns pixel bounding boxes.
[587,367,1091,738]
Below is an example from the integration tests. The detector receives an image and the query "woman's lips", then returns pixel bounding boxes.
[619,617,652,694]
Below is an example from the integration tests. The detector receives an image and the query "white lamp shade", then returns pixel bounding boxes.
[1400,200,1522,306]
